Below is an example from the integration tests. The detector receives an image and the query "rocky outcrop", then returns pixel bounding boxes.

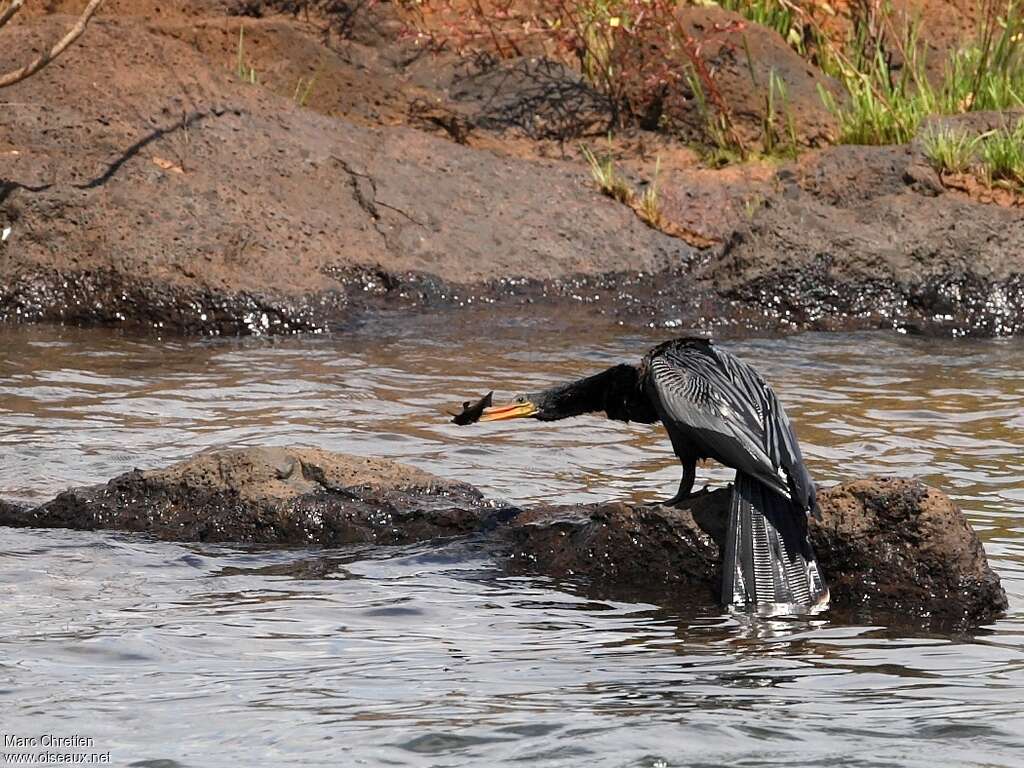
[0,448,510,545]
[810,478,1005,620]
[505,479,1007,626]
[0,447,1006,626]
[0,16,691,336]
[0,498,28,519]
[1,4,1023,337]
[696,140,1024,337]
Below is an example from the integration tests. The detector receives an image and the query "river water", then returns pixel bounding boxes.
[1,311,1023,767]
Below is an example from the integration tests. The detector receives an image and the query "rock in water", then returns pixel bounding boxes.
[0,448,1006,626]
[0,448,505,546]
[0,498,29,519]
[810,478,1006,623]
[501,479,1007,626]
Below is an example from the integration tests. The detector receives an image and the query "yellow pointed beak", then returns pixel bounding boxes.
[478,401,538,422]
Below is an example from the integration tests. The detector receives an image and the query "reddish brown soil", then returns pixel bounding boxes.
[0,0,1022,336]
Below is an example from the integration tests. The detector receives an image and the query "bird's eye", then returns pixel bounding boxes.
[515,395,526,403]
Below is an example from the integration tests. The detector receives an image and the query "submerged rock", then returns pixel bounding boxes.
[0,448,1006,626]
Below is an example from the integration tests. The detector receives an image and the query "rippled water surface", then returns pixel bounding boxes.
[1,312,1023,767]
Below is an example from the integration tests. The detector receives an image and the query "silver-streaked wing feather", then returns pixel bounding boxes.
[648,342,807,504]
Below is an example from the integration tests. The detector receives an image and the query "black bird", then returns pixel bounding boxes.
[476,337,829,613]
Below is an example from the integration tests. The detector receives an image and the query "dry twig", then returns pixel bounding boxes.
[0,0,107,89]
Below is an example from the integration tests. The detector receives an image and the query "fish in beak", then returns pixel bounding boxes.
[449,392,493,425]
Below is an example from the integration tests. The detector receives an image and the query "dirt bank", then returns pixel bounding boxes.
[1,1,1021,337]
[0,447,1006,626]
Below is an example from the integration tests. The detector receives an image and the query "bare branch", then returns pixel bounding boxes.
[0,0,107,89]
[0,0,27,31]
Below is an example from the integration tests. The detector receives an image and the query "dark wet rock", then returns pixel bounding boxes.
[679,142,1024,337]
[0,448,505,546]
[0,448,1006,626]
[0,267,348,336]
[500,498,723,600]
[0,498,29,519]
[502,478,1007,626]
[809,478,1006,623]
[216,554,360,580]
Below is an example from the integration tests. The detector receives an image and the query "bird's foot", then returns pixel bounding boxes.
[660,485,711,507]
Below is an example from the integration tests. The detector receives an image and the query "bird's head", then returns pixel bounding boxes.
[477,365,644,424]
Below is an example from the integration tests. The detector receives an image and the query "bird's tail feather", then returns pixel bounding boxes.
[721,472,829,614]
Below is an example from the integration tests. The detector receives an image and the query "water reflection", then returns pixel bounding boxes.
[1,313,1023,766]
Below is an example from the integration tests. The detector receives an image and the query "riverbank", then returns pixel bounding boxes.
[1,0,1022,337]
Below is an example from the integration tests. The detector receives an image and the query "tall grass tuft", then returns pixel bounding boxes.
[637,157,663,227]
[942,1,1024,112]
[822,0,1024,145]
[917,120,1024,191]
[236,27,258,84]
[762,68,799,156]
[580,143,634,203]
[293,73,317,106]
[819,14,936,145]
[980,120,1024,186]
[719,0,804,52]
[920,125,982,174]
[685,68,747,160]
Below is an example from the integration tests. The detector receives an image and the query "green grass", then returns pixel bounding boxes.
[685,67,749,161]
[821,1,1024,146]
[941,5,1024,113]
[580,144,634,203]
[579,145,669,228]
[980,120,1024,186]
[918,120,1024,190]
[689,63,798,163]
[718,0,804,52]
[742,192,765,219]
[762,68,799,157]
[819,15,936,145]
[920,125,982,174]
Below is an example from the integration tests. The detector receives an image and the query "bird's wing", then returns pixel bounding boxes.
[649,342,804,503]
[714,347,806,471]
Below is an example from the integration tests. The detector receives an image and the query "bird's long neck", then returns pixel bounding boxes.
[536,364,655,423]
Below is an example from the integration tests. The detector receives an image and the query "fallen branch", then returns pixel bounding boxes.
[0,0,27,31]
[0,0,107,89]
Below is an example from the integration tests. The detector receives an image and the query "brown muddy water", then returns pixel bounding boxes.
[1,310,1023,767]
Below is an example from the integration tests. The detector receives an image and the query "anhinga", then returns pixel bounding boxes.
[473,337,829,614]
